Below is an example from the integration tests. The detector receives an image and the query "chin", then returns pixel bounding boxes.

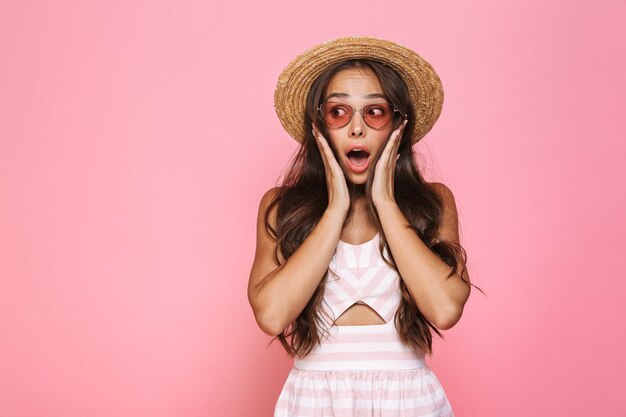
[345,173,368,186]
[340,163,369,185]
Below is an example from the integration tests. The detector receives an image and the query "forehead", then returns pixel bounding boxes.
[324,67,385,98]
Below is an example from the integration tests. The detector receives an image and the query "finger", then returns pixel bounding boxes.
[313,126,331,172]
[316,130,340,167]
[314,126,342,175]
[388,119,407,167]
[393,119,407,149]
[381,120,406,188]
[380,126,402,167]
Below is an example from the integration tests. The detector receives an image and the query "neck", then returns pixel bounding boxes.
[347,182,366,200]
[346,184,371,222]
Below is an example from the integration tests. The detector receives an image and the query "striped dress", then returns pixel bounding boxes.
[274,233,455,417]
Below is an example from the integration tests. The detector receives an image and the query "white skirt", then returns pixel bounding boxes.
[274,321,455,417]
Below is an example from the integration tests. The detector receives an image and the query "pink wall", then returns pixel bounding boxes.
[1,0,625,416]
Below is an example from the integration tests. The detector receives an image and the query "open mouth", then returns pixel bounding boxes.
[347,149,369,165]
[345,148,371,173]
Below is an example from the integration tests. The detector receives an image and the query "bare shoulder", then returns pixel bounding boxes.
[259,186,281,216]
[256,186,283,242]
[252,186,284,267]
[428,182,460,244]
[429,181,454,203]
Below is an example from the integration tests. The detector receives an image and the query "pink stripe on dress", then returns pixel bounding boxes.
[294,321,426,371]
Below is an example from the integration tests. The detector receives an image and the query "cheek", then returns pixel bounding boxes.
[373,130,393,153]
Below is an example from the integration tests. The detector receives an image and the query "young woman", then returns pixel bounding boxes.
[248,36,479,417]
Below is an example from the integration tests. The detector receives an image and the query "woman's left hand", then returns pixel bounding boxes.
[372,119,408,207]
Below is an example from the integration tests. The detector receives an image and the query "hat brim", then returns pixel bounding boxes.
[274,36,444,145]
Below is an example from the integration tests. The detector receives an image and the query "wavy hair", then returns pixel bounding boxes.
[263,59,482,357]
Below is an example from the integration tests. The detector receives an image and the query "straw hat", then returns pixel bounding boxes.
[274,36,444,145]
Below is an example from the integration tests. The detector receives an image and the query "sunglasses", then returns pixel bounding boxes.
[317,101,406,130]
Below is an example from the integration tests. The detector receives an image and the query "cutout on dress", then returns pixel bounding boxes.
[333,301,387,326]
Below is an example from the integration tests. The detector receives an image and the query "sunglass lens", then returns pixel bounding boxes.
[321,103,352,128]
[364,103,394,129]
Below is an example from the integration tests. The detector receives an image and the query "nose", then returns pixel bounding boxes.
[349,111,366,138]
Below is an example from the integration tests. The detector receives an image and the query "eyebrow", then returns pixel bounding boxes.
[325,92,387,100]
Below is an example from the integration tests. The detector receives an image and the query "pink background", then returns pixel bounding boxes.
[1,0,625,416]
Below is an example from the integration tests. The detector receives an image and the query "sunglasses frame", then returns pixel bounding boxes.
[317,101,407,130]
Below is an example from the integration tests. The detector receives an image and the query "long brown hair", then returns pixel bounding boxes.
[263,59,482,357]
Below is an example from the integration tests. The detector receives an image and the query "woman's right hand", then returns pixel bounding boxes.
[313,124,350,213]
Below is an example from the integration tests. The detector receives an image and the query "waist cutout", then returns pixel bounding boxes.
[294,320,426,371]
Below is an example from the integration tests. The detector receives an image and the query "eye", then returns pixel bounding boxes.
[365,104,389,118]
[327,104,350,119]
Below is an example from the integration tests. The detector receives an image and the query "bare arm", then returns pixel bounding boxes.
[376,182,471,330]
[247,187,348,336]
